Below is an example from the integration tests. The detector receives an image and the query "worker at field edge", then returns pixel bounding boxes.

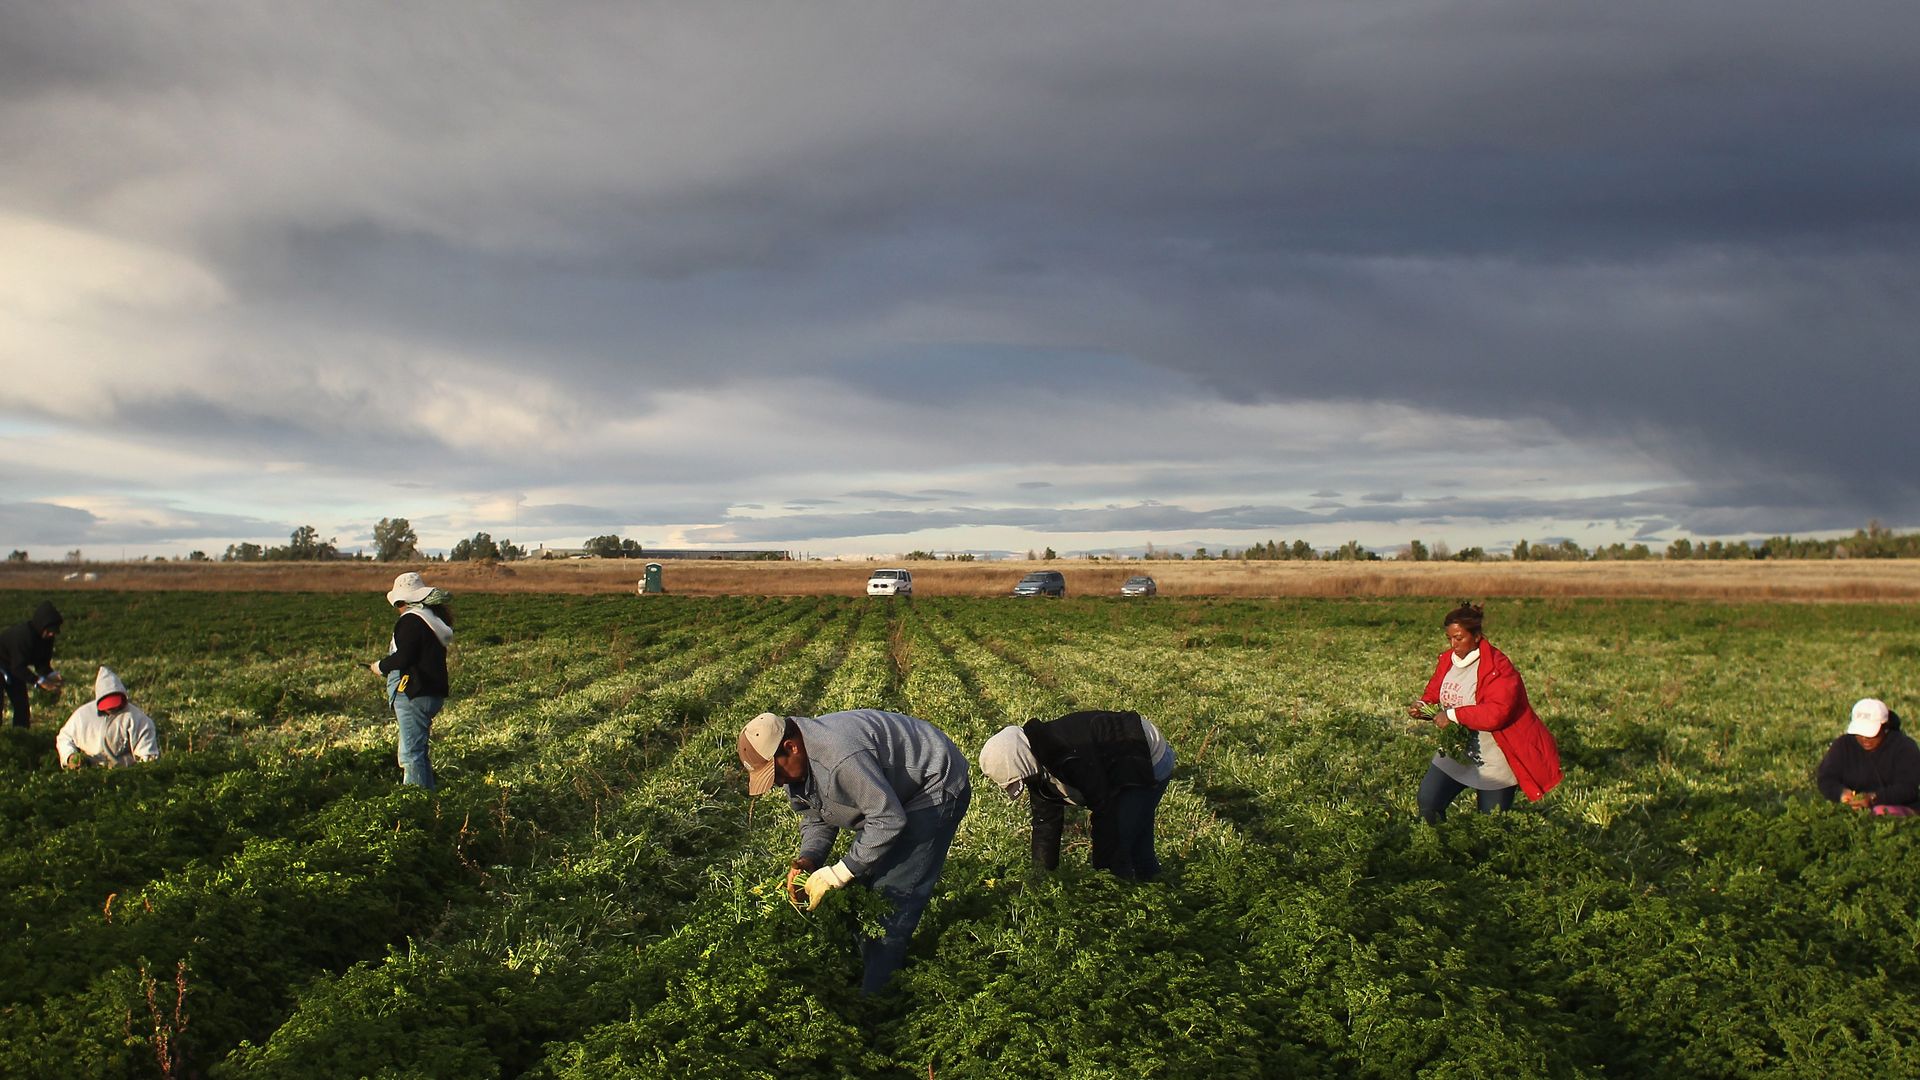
[1,600,64,727]
[57,666,160,768]
[738,708,972,995]
[367,573,453,790]
[1817,698,1919,816]
[1407,600,1563,823]
[977,710,1175,881]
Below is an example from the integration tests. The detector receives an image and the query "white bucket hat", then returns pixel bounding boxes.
[386,572,436,606]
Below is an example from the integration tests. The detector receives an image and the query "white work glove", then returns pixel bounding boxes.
[803,861,854,910]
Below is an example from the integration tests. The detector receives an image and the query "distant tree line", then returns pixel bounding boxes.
[1134,521,1920,563]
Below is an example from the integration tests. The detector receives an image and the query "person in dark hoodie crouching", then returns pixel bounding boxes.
[978,709,1176,881]
[367,573,453,789]
[1818,698,1920,816]
[0,601,64,727]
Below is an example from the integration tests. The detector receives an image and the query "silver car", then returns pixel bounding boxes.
[1120,575,1157,597]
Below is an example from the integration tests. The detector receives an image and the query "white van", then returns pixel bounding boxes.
[866,568,914,596]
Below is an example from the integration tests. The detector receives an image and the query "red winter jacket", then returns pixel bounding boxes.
[1421,640,1563,800]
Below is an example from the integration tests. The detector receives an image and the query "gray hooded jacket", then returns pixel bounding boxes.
[785,709,970,877]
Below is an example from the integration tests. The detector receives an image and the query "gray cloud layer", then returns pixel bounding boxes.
[4,2,1917,550]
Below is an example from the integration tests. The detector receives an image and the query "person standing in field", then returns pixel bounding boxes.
[737,708,972,994]
[0,601,64,727]
[367,573,453,789]
[57,666,160,769]
[1407,600,1562,823]
[977,709,1175,881]
[1816,698,1919,816]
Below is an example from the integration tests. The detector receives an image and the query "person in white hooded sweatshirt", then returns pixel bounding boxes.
[368,573,454,789]
[58,666,160,768]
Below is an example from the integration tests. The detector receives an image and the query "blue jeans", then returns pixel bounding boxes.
[1097,776,1170,880]
[1417,763,1515,824]
[860,786,971,994]
[388,671,443,790]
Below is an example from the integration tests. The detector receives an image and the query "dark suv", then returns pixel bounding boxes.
[1012,570,1066,597]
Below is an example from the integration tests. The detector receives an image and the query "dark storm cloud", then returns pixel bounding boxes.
[6,1,1920,544]
[0,502,96,545]
[0,500,279,546]
[844,490,938,502]
[688,481,1889,544]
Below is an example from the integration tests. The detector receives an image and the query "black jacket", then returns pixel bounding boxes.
[1816,728,1920,810]
[376,609,450,699]
[1024,710,1159,870]
[0,601,62,685]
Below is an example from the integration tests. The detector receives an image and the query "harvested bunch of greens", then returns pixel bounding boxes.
[1410,699,1483,766]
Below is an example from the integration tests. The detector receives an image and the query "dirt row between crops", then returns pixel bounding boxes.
[5,557,1920,602]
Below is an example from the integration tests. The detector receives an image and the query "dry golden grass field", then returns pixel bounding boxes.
[4,556,1920,601]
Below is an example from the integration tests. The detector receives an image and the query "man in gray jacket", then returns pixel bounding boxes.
[738,708,972,994]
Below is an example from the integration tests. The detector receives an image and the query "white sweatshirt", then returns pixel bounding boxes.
[56,666,160,768]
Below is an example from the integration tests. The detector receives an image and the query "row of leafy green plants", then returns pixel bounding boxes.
[2,591,1918,1076]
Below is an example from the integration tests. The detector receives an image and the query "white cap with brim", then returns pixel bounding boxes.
[1847,698,1890,737]
[386,572,435,606]
[738,712,786,796]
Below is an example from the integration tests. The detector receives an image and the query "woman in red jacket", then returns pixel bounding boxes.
[1407,601,1562,823]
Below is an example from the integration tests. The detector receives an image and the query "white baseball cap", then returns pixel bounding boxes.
[1846,698,1890,737]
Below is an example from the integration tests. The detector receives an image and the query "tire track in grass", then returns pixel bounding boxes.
[813,599,900,713]
[227,603,870,1074]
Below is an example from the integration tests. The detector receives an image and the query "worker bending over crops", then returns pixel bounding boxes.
[1407,601,1562,823]
[0,600,64,727]
[978,710,1175,881]
[57,666,160,768]
[738,708,972,994]
[1817,698,1920,816]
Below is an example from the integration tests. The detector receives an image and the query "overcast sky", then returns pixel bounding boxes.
[2,2,1915,559]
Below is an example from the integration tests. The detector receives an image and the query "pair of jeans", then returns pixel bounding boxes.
[3,670,28,728]
[1095,776,1170,880]
[387,671,443,790]
[859,786,971,995]
[1417,762,1515,824]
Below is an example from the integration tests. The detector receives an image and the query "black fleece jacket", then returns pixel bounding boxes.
[0,601,62,685]
[1816,728,1920,810]
[376,609,450,699]
[1024,710,1159,871]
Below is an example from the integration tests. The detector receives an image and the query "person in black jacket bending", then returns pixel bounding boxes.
[367,573,453,789]
[0,601,64,727]
[1817,698,1920,816]
[979,710,1176,880]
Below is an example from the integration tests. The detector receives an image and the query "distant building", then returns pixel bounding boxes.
[530,545,788,561]
[629,549,791,561]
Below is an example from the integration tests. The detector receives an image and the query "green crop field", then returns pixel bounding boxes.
[3,590,1918,1078]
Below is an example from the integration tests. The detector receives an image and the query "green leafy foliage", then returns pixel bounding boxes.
[0,591,1916,1076]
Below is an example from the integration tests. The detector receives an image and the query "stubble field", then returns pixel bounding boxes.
[2,589,1917,1077]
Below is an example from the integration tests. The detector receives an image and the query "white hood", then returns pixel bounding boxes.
[979,725,1040,798]
[94,665,129,704]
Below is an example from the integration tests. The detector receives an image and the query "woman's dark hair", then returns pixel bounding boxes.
[426,602,453,628]
[1443,600,1484,634]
